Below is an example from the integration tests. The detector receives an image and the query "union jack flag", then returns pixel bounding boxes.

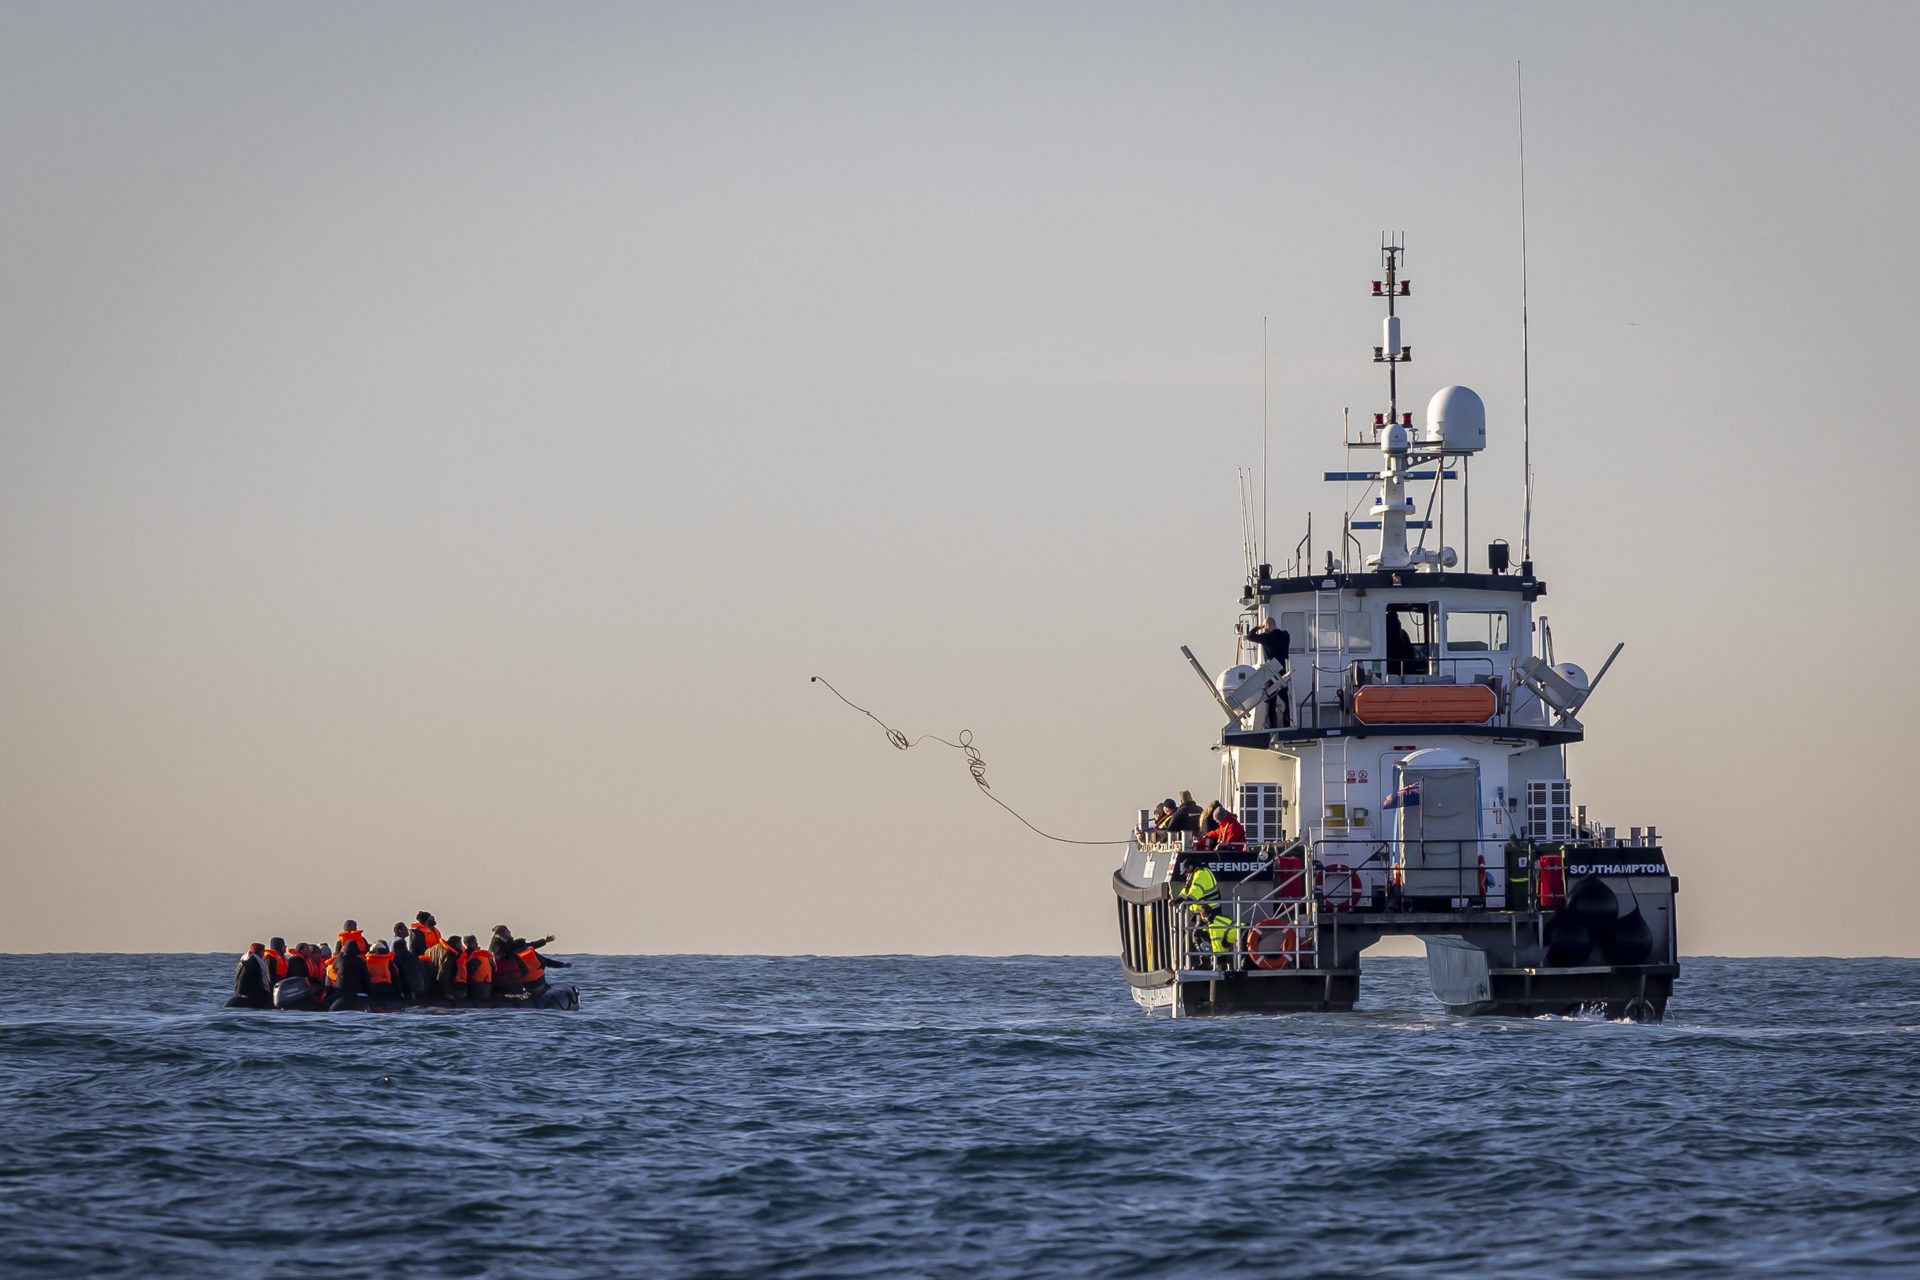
[1381,780,1422,809]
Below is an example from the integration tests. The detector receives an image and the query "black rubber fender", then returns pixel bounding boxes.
[1602,908,1655,965]
[1566,876,1620,931]
[1542,912,1594,967]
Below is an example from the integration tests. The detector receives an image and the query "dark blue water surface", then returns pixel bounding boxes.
[1,955,1917,1278]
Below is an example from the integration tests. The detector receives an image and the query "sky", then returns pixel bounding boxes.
[1,1,1915,956]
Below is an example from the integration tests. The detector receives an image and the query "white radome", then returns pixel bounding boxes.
[1425,385,1487,453]
[1217,665,1257,699]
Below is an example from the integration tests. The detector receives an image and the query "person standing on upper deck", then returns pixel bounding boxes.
[1247,616,1292,727]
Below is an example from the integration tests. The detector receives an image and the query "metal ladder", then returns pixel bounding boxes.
[1298,577,1354,966]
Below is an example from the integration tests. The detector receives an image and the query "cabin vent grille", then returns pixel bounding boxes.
[1527,779,1572,841]
[1238,782,1285,844]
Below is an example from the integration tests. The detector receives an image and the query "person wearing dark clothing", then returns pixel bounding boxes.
[334,942,369,999]
[1248,618,1291,667]
[1386,612,1419,677]
[230,945,271,1008]
[1247,617,1293,727]
[402,918,433,1000]
[492,925,569,994]
[389,923,418,1000]
[428,935,462,1001]
[283,948,310,981]
[509,937,570,993]
[1166,792,1204,837]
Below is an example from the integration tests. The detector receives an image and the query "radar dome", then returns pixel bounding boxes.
[1424,386,1486,453]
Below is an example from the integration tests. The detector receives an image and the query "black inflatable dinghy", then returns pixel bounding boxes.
[224,975,581,1012]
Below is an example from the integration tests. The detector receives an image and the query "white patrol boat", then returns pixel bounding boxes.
[1113,241,1678,1020]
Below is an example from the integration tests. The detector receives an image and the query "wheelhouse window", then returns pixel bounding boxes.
[1385,603,1431,676]
[1445,610,1509,653]
[1310,611,1375,653]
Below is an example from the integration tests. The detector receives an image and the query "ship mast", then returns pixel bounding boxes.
[1369,241,1417,570]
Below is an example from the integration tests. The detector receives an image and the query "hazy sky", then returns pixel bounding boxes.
[2,2,1914,956]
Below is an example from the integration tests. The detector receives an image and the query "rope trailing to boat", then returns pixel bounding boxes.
[810,676,1129,846]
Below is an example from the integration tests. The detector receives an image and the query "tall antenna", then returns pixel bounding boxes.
[1517,61,1534,567]
[1261,316,1270,566]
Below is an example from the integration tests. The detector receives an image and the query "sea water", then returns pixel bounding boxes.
[0,954,1916,1278]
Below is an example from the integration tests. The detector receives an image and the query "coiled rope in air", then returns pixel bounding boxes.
[810,676,1130,846]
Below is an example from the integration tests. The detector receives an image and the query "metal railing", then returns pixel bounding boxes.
[1160,835,1561,972]
[1290,656,1525,730]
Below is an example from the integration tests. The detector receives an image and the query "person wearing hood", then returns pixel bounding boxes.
[282,945,311,982]
[331,938,369,1007]
[364,940,399,1000]
[229,944,272,1008]
[490,926,525,992]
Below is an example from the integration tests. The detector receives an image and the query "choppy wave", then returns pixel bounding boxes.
[0,954,1916,1278]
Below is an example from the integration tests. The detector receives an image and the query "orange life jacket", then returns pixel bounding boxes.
[411,922,443,950]
[451,947,468,986]
[364,951,394,985]
[263,948,286,979]
[468,950,494,983]
[337,929,367,954]
[518,946,545,984]
[325,956,340,984]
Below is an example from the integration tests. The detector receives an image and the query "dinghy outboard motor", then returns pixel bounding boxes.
[273,976,317,1010]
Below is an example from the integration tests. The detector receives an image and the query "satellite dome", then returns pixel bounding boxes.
[1551,663,1591,693]
[1217,665,1257,699]
[1424,386,1486,453]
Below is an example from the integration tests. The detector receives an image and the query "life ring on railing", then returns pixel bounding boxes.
[1246,918,1309,970]
[1318,863,1362,912]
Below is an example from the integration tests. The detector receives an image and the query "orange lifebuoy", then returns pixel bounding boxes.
[1246,918,1309,970]
[1318,863,1362,912]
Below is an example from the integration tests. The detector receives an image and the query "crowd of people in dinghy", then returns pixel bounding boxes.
[228,911,570,1009]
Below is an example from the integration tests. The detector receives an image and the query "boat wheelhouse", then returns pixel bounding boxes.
[1114,242,1678,1019]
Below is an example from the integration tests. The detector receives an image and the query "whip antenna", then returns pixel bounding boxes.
[1518,61,1534,567]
